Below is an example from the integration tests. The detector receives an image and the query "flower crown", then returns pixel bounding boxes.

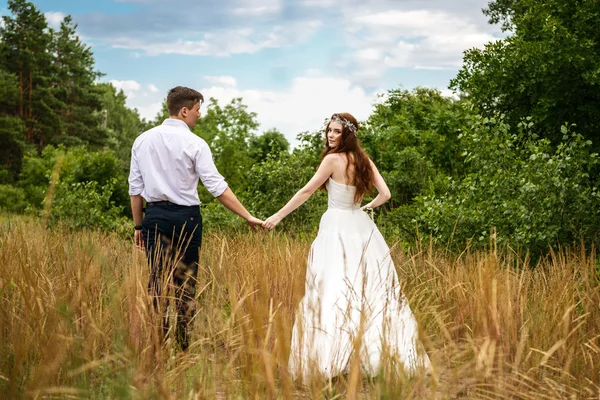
[328,115,358,135]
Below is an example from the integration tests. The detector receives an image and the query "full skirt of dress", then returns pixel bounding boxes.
[288,207,431,380]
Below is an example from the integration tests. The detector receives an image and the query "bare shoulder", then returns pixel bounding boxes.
[322,153,340,164]
[369,157,379,170]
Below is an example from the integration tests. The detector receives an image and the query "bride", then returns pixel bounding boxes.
[263,113,431,380]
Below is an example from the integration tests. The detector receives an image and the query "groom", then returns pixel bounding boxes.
[128,86,263,350]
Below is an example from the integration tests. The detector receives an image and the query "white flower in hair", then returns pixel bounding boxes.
[329,115,358,135]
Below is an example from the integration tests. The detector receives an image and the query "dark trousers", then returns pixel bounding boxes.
[142,202,202,350]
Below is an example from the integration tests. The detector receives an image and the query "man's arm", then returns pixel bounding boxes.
[193,141,262,230]
[128,145,145,249]
[216,188,263,231]
[130,195,144,249]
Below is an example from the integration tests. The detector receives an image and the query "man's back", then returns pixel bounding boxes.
[128,118,227,206]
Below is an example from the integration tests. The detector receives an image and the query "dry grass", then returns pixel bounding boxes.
[1,216,599,399]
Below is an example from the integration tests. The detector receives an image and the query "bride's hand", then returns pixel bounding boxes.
[263,214,282,230]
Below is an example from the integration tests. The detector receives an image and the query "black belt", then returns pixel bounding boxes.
[146,201,199,209]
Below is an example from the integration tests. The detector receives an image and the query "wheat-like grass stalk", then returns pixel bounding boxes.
[0,219,598,399]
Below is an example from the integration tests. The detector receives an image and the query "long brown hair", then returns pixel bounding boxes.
[321,113,374,203]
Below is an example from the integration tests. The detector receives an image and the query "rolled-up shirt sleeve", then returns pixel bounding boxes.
[128,146,145,196]
[194,142,228,197]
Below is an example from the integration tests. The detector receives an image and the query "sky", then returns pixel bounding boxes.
[2,0,502,144]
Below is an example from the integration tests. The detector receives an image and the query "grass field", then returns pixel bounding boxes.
[1,217,599,399]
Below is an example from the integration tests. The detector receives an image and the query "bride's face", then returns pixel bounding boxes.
[327,122,343,149]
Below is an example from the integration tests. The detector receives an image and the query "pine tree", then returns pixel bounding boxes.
[0,67,26,182]
[0,0,56,148]
[51,15,106,147]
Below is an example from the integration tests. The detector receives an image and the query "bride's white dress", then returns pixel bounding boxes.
[288,177,431,379]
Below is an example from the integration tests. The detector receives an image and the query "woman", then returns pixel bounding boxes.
[263,113,431,380]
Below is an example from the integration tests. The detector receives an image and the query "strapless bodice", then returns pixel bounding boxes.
[326,178,360,211]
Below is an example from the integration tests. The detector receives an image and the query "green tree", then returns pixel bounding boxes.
[248,128,290,162]
[18,145,130,224]
[0,68,26,183]
[50,15,106,147]
[416,115,600,254]
[97,82,145,166]
[361,87,468,207]
[451,0,600,146]
[194,98,259,201]
[0,1,108,151]
[0,0,55,148]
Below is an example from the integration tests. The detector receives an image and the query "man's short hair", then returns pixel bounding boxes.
[166,86,204,116]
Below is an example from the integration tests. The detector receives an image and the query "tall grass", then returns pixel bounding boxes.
[1,217,599,399]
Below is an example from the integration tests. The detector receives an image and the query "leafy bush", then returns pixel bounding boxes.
[241,152,327,233]
[49,178,129,233]
[0,185,27,213]
[415,115,600,254]
[16,145,131,232]
[361,88,469,208]
[19,145,129,212]
[200,200,246,232]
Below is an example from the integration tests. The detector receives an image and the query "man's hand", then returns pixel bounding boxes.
[246,216,264,232]
[263,214,282,231]
[134,230,144,249]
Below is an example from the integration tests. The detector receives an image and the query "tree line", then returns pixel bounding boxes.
[1,0,598,257]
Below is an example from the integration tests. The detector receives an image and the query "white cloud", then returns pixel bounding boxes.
[45,11,65,28]
[125,75,381,142]
[109,79,142,99]
[230,0,282,15]
[135,102,163,121]
[199,74,382,145]
[112,21,321,57]
[204,76,237,87]
[439,88,459,99]
[350,10,496,70]
[333,7,499,86]
[148,84,159,93]
[126,74,454,140]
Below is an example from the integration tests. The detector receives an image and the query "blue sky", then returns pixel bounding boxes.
[2,0,501,143]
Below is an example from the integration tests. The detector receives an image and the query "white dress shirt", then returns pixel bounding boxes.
[128,118,228,206]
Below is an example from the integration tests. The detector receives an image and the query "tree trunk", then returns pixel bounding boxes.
[19,70,24,118]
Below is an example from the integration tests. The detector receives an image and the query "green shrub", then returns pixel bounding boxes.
[0,185,27,213]
[240,152,327,233]
[49,178,128,233]
[19,145,130,219]
[415,115,600,254]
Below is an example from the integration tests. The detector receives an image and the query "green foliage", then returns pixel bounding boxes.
[0,115,26,184]
[360,87,469,209]
[0,185,27,213]
[17,146,130,231]
[415,115,600,254]
[451,0,600,146]
[49,178,128,233]
[195,98,259,175]
[0,0,137,176]
[193,98,260,202]
[248,129,290,162]
[1,0,599,258]
[200,200,245,232]
[241,152,327,232]
[97,83,145,166]
[0,0,55,149]
[49,15,106,147]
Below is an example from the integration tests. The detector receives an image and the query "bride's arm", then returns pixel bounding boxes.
[263,155,336,230]
[361,160,391,210]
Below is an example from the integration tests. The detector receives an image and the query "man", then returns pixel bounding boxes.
[128,86,262,351]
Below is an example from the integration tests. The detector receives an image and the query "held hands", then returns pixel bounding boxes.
[246,215,265,232]
[263,213,282,231]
